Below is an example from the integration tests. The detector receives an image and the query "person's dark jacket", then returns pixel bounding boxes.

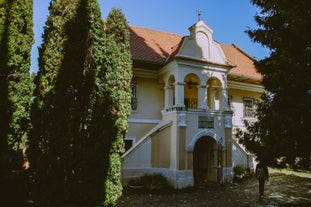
[255,162,269,181]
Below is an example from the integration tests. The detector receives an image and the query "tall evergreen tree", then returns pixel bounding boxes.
[28,0,81,205]
[237,0,311,168]
[0,0,6,43]
[101,8,132,206]
[0,0,34,204]
[29,0,128,206]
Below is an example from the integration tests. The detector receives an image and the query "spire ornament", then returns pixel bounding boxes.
[196,9,202,21]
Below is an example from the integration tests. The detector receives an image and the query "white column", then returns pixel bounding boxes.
[198,84,208,109]
[164,86,173,109]
[174,82,185,108]
[220,88,229,110]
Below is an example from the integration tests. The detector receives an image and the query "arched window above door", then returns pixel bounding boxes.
[184,74,200,109]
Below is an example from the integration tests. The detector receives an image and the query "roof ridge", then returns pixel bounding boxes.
[231,44,257,61]
[129,25,184,37]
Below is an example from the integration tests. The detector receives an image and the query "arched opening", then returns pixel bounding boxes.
[207,78,222,110]
[184,74,200,109]
[193,136,218,185]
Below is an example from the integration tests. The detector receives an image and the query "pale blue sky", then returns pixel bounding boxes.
[31,0,270,73]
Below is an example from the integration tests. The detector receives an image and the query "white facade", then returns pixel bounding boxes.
[122,21,264,188]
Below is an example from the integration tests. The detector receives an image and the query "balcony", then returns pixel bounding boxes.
[184,98,198,109]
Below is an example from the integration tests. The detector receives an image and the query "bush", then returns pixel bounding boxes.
[233,165,253,182]
[128,177,144,187]
[140,173,171,190]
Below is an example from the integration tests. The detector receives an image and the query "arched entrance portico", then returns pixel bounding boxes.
[193,136,218,185]
[187,129,224,186]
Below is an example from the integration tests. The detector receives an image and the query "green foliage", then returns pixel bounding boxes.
[105,8,131,45]
[101,8,132,206]
[141,173,171,191]
[0,0,34,205]
[29,1,132,207]
[0,0,34,150]
[128,173,172,191]
[0,0,6,44]
[238,0,311,168]
[28,1,82,205]
[233,165,253,182]
[29,0,106,206]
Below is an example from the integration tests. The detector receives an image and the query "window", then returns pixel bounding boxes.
[124,137,136,152]
[131,84,137,111]
[243,97,255,117]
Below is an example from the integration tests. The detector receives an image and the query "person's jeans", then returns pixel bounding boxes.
[259,179,265,196]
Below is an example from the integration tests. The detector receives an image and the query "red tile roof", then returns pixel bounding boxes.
[129,26,183,64]
[129,25,262,80]
[220,44,262,79]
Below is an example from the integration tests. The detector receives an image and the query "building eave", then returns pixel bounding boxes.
[133,59,164,70]
[228,73,262,85]
[228,79,265,93]
[175,55,234,69]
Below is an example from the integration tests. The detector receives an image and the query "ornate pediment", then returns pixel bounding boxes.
[175,20,228,66]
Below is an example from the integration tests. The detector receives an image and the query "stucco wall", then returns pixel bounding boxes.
[122,138,152,169]
[152,125,171,168]
[130,76,163,120]
[228,88,261,128]
[228,88,260,169]
[127,122,157,142]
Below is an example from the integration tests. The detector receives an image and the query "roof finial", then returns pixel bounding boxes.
[196,9,202,21]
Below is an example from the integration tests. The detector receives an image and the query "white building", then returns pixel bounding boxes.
[122,20,264,188]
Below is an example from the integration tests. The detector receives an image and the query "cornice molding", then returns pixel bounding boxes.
[133,68,159,79]
[128,118,162,124]
[228,80,265,93]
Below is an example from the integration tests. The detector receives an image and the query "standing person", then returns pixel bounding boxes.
[255,161,269,198]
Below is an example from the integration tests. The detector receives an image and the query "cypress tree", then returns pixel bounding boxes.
[29,0,80,163]
[101,8,132,206]
[29,0,117,206]
[28,0,82,205]
[0,0,34,204]
[57,0,110,205]
[29,1,132,206]
[0,0,6,43]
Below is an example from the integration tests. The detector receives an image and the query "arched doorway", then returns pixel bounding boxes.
[193,136,218,185]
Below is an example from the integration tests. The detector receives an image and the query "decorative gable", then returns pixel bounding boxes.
[175,20,228,65]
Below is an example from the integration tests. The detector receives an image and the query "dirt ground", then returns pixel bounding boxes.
[116,170,311,207]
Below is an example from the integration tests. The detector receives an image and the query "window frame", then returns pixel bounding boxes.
[124,136,136,152]
[131,83,138,111]
[243,97,255,117]
[228,95,233,111]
